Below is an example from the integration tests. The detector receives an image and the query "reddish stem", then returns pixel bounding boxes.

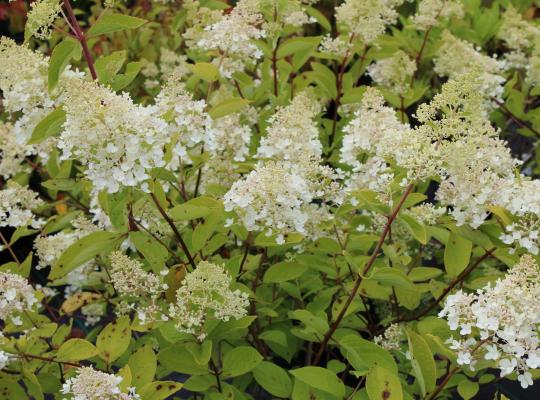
[312,184,414,365]
[62,0,97,80]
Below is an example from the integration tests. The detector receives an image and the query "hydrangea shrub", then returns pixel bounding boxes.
[1,0,540,398]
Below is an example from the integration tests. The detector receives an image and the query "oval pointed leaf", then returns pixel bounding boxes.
[444,232,472,277]
[290,367,345,398]
[366,366,403,400]
[50,231,121,279]
[87,14,147,37]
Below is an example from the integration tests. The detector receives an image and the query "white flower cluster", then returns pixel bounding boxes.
[257,90,322,161]
[0,350,13,371]
[368,50,416,95]
[499,180,540,255]
[439,255,540,388]
[0,122,33,179]
[170,261,249,339]
[374,323,403,351]
[224,159,343,243]
[434,31,505,103]
[497,6,539,52]
[0,272,38,326]
[412,0,463,30]
[335,0,404,45]
[198,112,253,193]
[340,87,438,185]
[0,38,54,145]
[340,88,408,170]
[35,215,99,270]
[109,252,167,324]
[62,366,140,400]
[154,75,212,167]
[319,35,352,58]
[26,0,62,40]
[193,0,266,77]
[0,183,44,228]
[58,77,168,193]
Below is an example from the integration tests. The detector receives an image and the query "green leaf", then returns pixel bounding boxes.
[157,343,208,375]
[48,38,81,92]
[405,329,436,396]
[290,367,345,398]
[110,61,143,91]
[190,62,219,82]
[221,346,263,378]
[128,345,157,389]
[277,36,320,58]
[253,361,293,398]
[264,261,308,283]
[365,366,403,400]
[169,202,211,220]
[0,379,27,398]
[305,7,331,31]
[50,231,122,279]
[29,108,66,144]
[209,98,250,119]
[96,317,131,364]
[22,371,44,400]
[457,379,479,400]
[185,340,213,366]
[95,50,127,84]
[129,231,169,272]
[400,214,428,244]
[338,335,397,375]
[444,232,472,277]
[41,178,77,191]
[370,268,416,291]
[408,267,442,282]
[88,14,147,37]
[139,381,183,400]
[56,338,99,361]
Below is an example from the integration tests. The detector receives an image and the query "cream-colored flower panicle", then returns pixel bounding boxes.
[0,272,38,326]
[335,0,404,45]
[0,122,34,179]
[155,74,212,167]
[497,5,540,52]
[109,252,167,323]
[412,0,463,30]
[257,90,322,161]
[193,0,265,77]
[434,31,505,103]
[367,50,416,95]
[0,183,44,228]
[224,159,343,243]
[0,38,55,144]
[26,0,62,40]
[339,87,437,183]
[58,77,168,193]
[170,261,249,339]
[374,323,403,351]
[439,255,540,389]
[62,366,140,400]
[340,87,408,170]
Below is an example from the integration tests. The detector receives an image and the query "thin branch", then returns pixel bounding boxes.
[62,0,98,80]
[150,193,196,269]
[0,231,21,265]
[312,183,414,365]
[394,247,496,324]
[17,353,80,368]
[491,97,540,139]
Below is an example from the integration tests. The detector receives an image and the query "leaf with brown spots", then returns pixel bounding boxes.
[366,365,403,400]
[96,316,131,364]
